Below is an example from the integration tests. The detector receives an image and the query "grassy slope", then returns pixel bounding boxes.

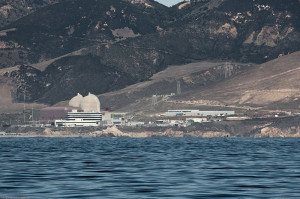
[180,51,300,110]
[92,52,300,114]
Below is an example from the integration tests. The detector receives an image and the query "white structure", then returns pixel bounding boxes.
[80,92,100,112]
[186,118,208,123]
[66,110,102,121]
[69,93,83,107]
[226,116,250,121]
[55,119,101,127]
[69,92,100,112]
[164,110,235,117]
[154,119,192,127]
[55,92,102,127]
[101,119,125,126]
[125,122,145,127]
[55,110,102,127]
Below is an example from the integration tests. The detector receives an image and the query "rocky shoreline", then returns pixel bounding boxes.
[1,116,300,138]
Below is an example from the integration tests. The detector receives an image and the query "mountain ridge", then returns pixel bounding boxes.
[0,0,299,107]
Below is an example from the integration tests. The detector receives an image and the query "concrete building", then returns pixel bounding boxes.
[101,111,129,126]
[54,109,102,127]
[154,119,192,127]
[164,110,235,117]
[53,92,102,127]
[125,122,145,127]
[102,119,125,126]
[186,118,208,123]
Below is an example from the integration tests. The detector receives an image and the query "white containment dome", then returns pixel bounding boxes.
[80,92,101,112]
[69,93,83,107]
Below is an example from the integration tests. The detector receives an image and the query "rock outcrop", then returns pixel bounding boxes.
[256,127,300,138]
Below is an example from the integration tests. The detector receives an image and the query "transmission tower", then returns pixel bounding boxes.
[152,95,158,107]
[224,62,233,78]
[225,62,228,78]
[229,64,233,77]
[23,89,26,124]
[177,80,181,95]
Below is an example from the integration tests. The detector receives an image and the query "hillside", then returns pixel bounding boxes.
[91,52,299,113]
[0,0,62,28]
[180,51,300,110]
[0,0,299,106]
[0,0,170,68]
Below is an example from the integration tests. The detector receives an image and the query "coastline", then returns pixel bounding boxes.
[1,116,299,138]
[1,124,300,138]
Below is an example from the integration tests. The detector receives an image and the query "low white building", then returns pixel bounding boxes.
[125,122,145,127]
[55,118,101,127]
[55,110,102,127]
[164,110,235,117]
[54,93,102,127]
[186,118,208,123]
[102,119,125,126]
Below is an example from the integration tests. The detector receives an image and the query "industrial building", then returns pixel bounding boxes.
[39,92,103,127]
[101,111,129,126]
[55,109,102,127]
[164,110,235,117]
[186,118,208,123]
[39,92,236,128]
[155,119,193,127]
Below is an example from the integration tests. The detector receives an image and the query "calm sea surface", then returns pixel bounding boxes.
[1,138,300,198]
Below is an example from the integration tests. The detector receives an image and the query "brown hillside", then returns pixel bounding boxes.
[93,52,300,114]
[181,51,300,110]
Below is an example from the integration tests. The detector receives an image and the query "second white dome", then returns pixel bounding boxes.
[80,92,101,112]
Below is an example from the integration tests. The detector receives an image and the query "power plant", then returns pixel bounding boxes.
[37,90,237,128]
[41,92,102,127]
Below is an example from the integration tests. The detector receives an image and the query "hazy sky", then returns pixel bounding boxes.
[155,0,184,7]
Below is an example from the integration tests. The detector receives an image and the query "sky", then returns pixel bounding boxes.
[155,0,184,7]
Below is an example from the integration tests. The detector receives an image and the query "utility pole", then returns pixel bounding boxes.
[23,89,26,124]
[177,80,181,95]
[31,104,34,123]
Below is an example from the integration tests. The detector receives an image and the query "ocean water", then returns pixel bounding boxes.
[1,138,300,198]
